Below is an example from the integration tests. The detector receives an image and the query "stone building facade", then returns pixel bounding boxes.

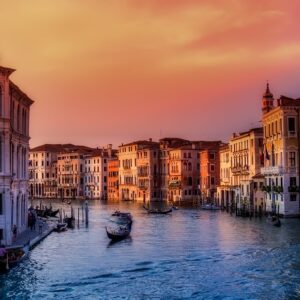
[0,66,33,246]
[261,84,300,216]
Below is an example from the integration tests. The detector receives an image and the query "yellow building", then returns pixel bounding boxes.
[261,84,300,216]
[230,128,264,211]
[118,140,158,201]
[217,144,234,208]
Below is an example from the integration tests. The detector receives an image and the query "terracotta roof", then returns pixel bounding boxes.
[219,143,229,151]
[119,140,159,147]
[278,95,300,107]
[30,144,94,153]
[172,141,222,151]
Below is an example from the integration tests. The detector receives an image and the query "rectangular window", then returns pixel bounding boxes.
[210,164,215,172]
[209,153,215,160]
[290,194,297,201]
[289,152,296,167]
[288,117,296,133]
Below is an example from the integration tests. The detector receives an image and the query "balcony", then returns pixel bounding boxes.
[231,165,249,174]
[169,180,181,189]
[261,166,284,175]
[261,185,283,194]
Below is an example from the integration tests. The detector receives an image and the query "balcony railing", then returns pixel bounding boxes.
[231,165,249,174]
[169,180,181,188]
[261,166,284,175]
[262,185,283,194]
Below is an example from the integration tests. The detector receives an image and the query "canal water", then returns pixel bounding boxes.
[0,200,300,299]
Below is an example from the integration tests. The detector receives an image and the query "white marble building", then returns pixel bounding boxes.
[0,66,33,246]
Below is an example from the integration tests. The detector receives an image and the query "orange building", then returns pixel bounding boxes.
[108,158,119,200]
[200,145,222,202]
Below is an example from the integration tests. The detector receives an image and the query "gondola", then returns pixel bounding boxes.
[45,209,59,217]
[111,211,133,222]
[143,205,172,214]
[0,244,29,273]
[106,225,131,241]
[36,208,59,218]
[267,215,281,227]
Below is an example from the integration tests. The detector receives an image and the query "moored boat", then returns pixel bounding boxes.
[46,209,59,217]
[0,244,29,273]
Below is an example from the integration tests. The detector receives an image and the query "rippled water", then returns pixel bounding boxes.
[1,200,300,299]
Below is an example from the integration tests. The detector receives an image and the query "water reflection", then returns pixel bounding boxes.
[0,199,299,299]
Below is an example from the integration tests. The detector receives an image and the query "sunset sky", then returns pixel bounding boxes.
[1,0,300,148]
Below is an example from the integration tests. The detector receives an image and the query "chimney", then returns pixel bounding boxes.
[149,138,152,142]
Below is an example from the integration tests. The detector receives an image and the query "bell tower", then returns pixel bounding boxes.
[262,82,274,114]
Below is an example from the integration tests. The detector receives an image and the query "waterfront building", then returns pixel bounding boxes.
[158,138,190,201]
[29,144,63,198]
[0,66,33,246]
[118,140,158,201]
[56,146,93,199]
[261,84,300,216]
[217,144,234,207]
[229,127,264,212]
[168,141,221,202]
[108,157,119,200]
[83,145,116,200]
[199,144,221,202]
[136,142,160,202]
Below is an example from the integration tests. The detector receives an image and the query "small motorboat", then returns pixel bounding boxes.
[172,206,179,210]
[54,222,68,232]
[106,225,131,241]
[267,215,281,227]
[0,244,29,273]
[201,204,221,211]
